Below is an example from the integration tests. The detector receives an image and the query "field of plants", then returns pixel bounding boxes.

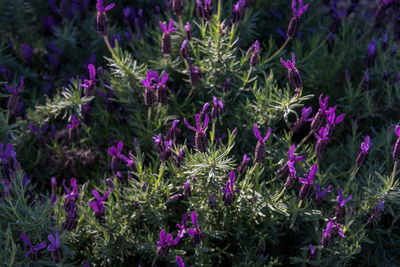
[1,0,400,266]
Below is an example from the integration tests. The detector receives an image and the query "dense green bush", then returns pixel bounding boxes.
[1,0,400,266]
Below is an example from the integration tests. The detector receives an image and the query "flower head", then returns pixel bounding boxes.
[327,111,345,127]
[21,233,47,259]
[316,183,332,199]
[96,0,115,14]
[156,229,180,256]
[159,20,176,34]
[176,257,186,267]
[62,178,80,201]
[89,188,112,218]
[361,136,372,152]
[337,188,352,207]
[176,213,188,238]
[5,77,24,95]
[187,211,204,244]
[67,115,80,129]
[47,230,60,252]
[280,52,296,70]
[299,165,317,185]
[184,114,209,133]
[222,171,240,206]
[292,0,309,17]
[254,124,272,143]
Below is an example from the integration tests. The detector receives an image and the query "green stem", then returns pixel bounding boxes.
[275,187,287,202]
[217,0,222,24]
[297,130,313,149]
[298,199,304,208]
[301,34,330,63]
[211,121,216,144]
[265,38,291,64]
[243,67,253,88]
[344,166,360,193]
[103,36,118,60]
[248,162,259,176]
[390,161,398,188]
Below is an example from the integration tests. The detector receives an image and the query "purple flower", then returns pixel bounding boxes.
[51,177,57,192]
[310,94,333,132]
[67,115,80,140]
[326,110,345,141]
[108,141,129,171]
[314,126,329,160]
[80,64,97,97]
[335,188,352,220]
[291,0,309,17]
[5,77,24,116]
[366,38,377,69]
[254,124,272,163]
[62,178,80,202]
[176,213,188,238]
[211,96,224,121]
[320,218,345,247]
[184,114,209,152]
[237,154,251,174]
[89,188,112,218]
[298,165,317,200]
[232,0,246,24]
[188,66,202,86]
[249,40,260,67]
[183,180,191,199]
[222,171,240,206]
[20,233,47,260]
[159,20,176,56]
[47,230,62,263]
[279,144,306,177]
[281,53,302,91]
[187,211,204,244]
[166,119,181,142]
[96,0,115,13]
[20,43,34,65]
[393,125,400,161]
[156,229,180,256]
[185,21,192,40]
[315,183,332,205]
[308,244,315,260]
[356,136,372,168]
[62,201,78,231]
[291,106,313,133]
[176,256,186,267]
[174,148,185,167]
[370,200,385,222]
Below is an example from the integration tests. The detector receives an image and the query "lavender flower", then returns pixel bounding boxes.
[47,230,62,263]
[356,136,372,168]
[188,66,202,86]
[278,144,306,177]
[298,164,317,200]
[365,38,377,69]
[5,77,24,116]
[174,148,185,167]
[80,64,97,97]
[393,125,400,161]
[287,0,309,39]
[310,94,331,132]
[250,40,260,67]
[108,141,129,172]
[184,114,209,152]
[142,70,157,107]
[166,119,181,142]
[291,106,313,133]
[284,161,298,189]
[51,177,57,192]
[281,53,302,92]
[176,213,188,238]
[370,200,385,222]
[20,233,47,260]
[223,78,231,93]
[314,126,329,160]
[196,0,213,20]
[96,0,115,36]
[237,154,251,174]
[374,0,393,27]
[156,229,180,256]
[335,188,352,220]
[307,244,315,260]
[187,211,204,244]
[156,73,169,104]
[20,43,34,66]
[62,178,80,203]
[222,171,240,206]
[253,124,272,163]
[159,20,176,56]
[232,0,246,24]
[180,40,188,59]
[326,110,345,142]
[211,96,224,121]
[315,183,332,206]
[172,0,183,16]
[67,115,80,141]
[63,201,78,231]
[89,188,112,219]
[185,22,192,40]
[320,218,345,248]
[176,256,186,267]
[329,3,346,34]
[199,102,210,124]
[0,143,20,180]
[183,180,191,199]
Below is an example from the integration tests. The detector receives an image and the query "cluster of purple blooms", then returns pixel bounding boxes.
[142,69,170,107]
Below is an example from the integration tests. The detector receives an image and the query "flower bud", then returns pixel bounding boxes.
[144,88,156,107]
[284,174,298,190]
[286,16,300,39]
[195,131,208,152]
[96,13,108,36]
[298,184,313,200]
[254,141,266,163]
